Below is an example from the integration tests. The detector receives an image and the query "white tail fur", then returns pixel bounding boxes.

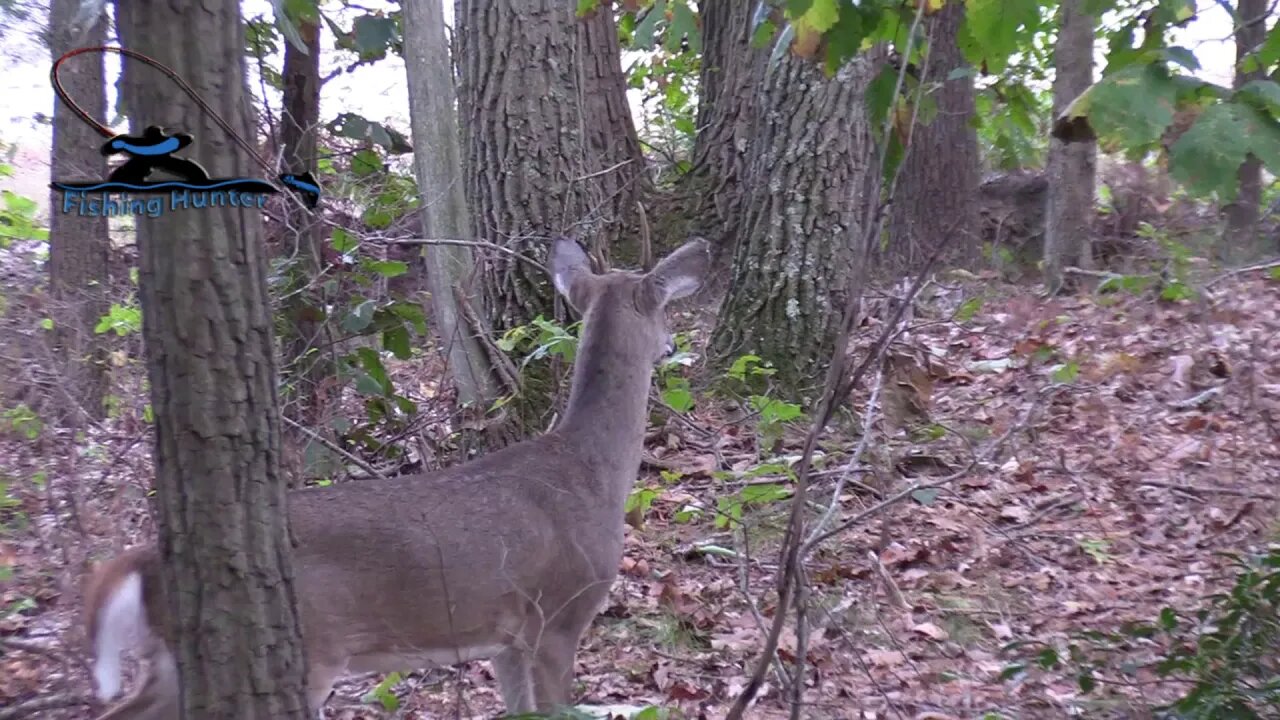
[92,571,146,701]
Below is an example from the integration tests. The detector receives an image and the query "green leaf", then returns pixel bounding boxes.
[382,326,411,359]
[1036,646,1060,669]
[331,227,358,253]
[633,0,665,49]
[1086,64,1180,151]
[39,318,53,330]
[794,0,839,33]
[575,0,600,17]
[661,376,694,413]
[351,149,382,177]
[1078,671,1097,694]
[352,14,398,59]
[1239,79,1280,112]
[269,0,308,54]
[364,259,408,278]
[961,0,1041,75]
[998,662,1027,681]
[665,1,700,54]
[1050,362,1079,384]
[955,296,984,322]
[1159,607,1178,631]
[911,487,940,506]
[739,483,790,505]
[1168,103,1254,199]
[343,299,377,333]
[1268,266,1280,282]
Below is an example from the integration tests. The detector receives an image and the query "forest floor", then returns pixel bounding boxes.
[2,258,1279,720]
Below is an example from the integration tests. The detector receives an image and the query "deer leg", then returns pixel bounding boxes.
[531,626,583,712]
[306,658,345,718]
[491,646,535,714]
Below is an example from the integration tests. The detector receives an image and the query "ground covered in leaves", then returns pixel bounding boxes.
[2,265,1279,719]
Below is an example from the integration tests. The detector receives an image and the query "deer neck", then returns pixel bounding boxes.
[553,317,654,501]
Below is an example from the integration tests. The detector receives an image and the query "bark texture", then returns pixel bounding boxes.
[1043,0,1096,294]
[887,0,979,271]
[115,0,311,715]
[711,55,874,394]
[690,0,759,273]
[456,0,645,330]
[47,0,110,423]
[1222,0,1267,258]
[403,0,503,410]
[279,14,332,428]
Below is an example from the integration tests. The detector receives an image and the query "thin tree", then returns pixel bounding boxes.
[455,0,647,330]
[1043,0,1096,294]
[1222,0,1269,258]
[278,1,332,428]
[402,0,504,413]
[887,0,979,271]
[114,0,310,713]
[710,52,876,394]
[47,0,110,423]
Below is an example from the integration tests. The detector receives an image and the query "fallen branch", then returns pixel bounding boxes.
[1205,257,1280,289]
[0,693,94,720]
[1139,480,1280,501]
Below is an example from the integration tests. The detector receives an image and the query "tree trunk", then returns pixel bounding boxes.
[689,0,760,283]
[1043,0,1096,294]
[403,0,504,412]
[710,55,875,394]
[47,0,110,424]
[279,12,333,432]
[114,0,311,714]
[1222,0,1267,259]
[456,0,645,330]
[887,0,979,271]
[578,4,649,265]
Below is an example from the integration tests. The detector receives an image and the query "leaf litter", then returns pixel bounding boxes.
[1,272,1278,718]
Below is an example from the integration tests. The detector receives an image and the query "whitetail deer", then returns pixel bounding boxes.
[81,237,710,719]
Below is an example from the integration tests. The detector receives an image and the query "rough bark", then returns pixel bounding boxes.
[710,55,875,395]
[887,0,979,271]
[689,0,759,279]
[1222,0,1267,258]
[47,0,110,423]
[1043,0,1096,294]
[279,14,332,429]
[114,0,311,715]
[402,0,503,410]
[456,0,645,330]
[577,4,649,263]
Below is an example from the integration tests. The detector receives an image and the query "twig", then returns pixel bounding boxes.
[868,549,910,612]
[1168,386,1222,410]
[281,416,387,481]
[728,10,934,720]
[804,386,1051,552]
[0,694,94,720]
[1205,258,1280,288]
[806,359,885,545]
[377,237,548,273]
[1139,480,1280,501]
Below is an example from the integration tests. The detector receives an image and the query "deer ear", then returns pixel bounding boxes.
[548,237,596,310]
[644,237,710,308]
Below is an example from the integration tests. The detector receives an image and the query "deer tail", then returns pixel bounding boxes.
[83,549,154,700]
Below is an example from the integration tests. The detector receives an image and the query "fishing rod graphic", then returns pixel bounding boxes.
[49,45,321,209]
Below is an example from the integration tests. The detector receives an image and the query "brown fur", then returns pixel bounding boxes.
[83,238,710,719]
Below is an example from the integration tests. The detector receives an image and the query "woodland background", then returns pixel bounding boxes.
[0,0,1279,718]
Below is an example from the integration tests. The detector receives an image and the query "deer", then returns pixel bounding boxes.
[81,236,710,719]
